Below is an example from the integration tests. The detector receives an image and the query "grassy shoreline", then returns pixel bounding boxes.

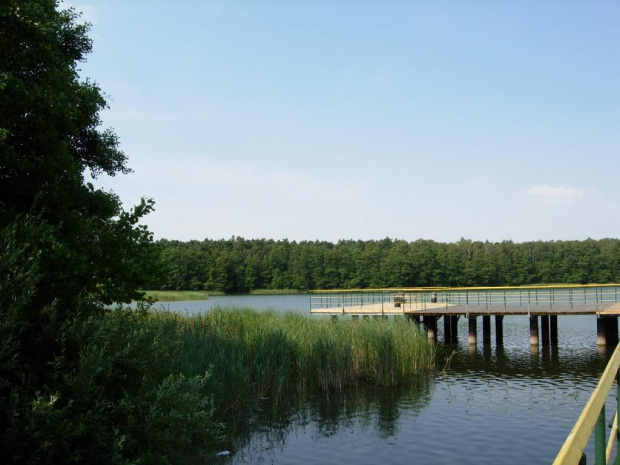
[140,289,306,301]
[140,290,224,301]
[10,304,437,463]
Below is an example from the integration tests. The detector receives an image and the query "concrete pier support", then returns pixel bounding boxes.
[597,316,607,346]
[598,316,619,346]
[550,315,558,346]
[540,315,550,346]
[495,315,504,346]
[530,316,540,346]
[450,315,459,343]
[607,317,619,345]
[424,316,437,341]
[482,315,491,345]
[468,317,477,346]
[444,315,452,343]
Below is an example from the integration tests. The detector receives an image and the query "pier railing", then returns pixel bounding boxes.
[309,289,434,313]
[554,342,620,465]
[310,285,620,314]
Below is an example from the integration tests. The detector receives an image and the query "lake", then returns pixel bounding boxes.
[152,295,616,464]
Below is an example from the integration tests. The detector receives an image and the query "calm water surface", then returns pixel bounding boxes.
[156,295,616,464]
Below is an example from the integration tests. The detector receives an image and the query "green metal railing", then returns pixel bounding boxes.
[554,343,620,464]
[309,285,620,313]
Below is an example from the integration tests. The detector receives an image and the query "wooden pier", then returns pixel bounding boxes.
[310,285,620,347]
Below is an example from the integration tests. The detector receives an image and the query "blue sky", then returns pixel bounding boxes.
[67,1,619,243]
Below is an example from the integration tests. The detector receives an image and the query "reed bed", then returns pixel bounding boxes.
[150,307,435,412]
[141,290,222,301]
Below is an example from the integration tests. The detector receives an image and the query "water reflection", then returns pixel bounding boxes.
[231,337,614,465]
[232,379,433,464]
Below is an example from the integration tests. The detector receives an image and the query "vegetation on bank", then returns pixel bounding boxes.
[249,289,303,295]
[157,237,620,293]
[141,290,223,301]
[3,305,435,463]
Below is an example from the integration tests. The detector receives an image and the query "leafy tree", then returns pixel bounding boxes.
[1,1,163,461]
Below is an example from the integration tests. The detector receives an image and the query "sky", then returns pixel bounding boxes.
[66,1,620,243]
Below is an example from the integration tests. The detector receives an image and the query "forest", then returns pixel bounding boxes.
[157,237,620,293]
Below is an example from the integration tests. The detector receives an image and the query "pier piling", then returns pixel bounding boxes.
[444,315,452,343]
[530,315,539,346]
[483,316,491,345]
[468,317,477,345]
[541,315,550,346]
[450,315,459,343]
[495,315,504,346]
[550,316,558,346]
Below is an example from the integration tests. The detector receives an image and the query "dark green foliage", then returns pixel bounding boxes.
[4,309,223,465]
[1,1,169,463]
[158,237,620,292]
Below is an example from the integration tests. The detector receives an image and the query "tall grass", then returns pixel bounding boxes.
[4,306,435,463]
[158,307,435,412]
[249,289,303,295]
[141,290,222,301]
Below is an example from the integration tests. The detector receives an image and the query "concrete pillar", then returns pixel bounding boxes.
[450,315,459,343]
[482,315,491,345]
[550,315,558,346]
[495,315,504,346]
[541,315,550,346]
[444,315,452,343]
[606,317,618,346]
[468,317,477,346]
[597,316,607,346]
[530,315,539,346]
[424,316,437,341]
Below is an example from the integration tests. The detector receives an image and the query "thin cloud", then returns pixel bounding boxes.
[526,185,583,204]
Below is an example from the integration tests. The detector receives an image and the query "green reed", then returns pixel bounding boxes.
[141,290,223,301]
[149,308,435,414]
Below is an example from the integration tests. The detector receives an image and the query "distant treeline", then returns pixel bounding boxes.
[155,237,620,293]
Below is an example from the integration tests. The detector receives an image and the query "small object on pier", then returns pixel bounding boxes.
[393,291,405,307]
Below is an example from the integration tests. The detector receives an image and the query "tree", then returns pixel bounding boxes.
[1,0,161,313]
[1,1,163,460]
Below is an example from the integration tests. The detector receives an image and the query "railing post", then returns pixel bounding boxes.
[595,406,606,465]
[616,371,620,465]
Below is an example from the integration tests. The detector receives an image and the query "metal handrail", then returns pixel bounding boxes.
[309,286,620,311]
[553,343,620,464]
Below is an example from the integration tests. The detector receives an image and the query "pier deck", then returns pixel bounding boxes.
[310,302,620,316]
[310,285,620,346]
